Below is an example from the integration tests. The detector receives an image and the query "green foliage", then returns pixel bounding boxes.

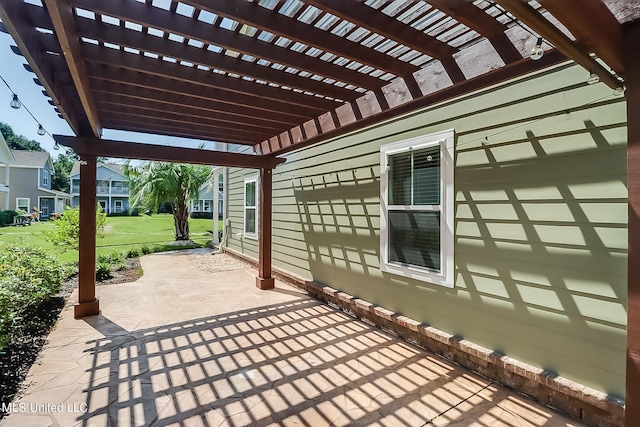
[126,161,211,240]
[43,205,107,251]
[0,211,18,227]
[140,245,152,255]
[126,248,140,258]
[95,262,113,282]
[0,122,45,152]
[51,152,75,192]
[0,242,74,349]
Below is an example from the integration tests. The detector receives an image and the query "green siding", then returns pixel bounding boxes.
[227,63,627,397]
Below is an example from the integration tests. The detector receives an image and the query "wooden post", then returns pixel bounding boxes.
[74,154,99,318]
[256,167,274,290]
[626,19,640,427]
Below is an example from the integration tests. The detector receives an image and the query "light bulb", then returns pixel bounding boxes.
[530,37,544,60]
[587,71,600,85]
[53,141,60,150]
[613,86,625,96]
[37,124,45,136]
[10,94,21,109]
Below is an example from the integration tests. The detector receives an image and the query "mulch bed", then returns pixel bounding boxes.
[0,258,143,419]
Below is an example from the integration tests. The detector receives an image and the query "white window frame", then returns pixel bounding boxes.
[203,200,211,211]
[114,200,123,213]
[42,169,49,186]
[16,197,30,213]
[379,129,455,288]
[244,176,258,239]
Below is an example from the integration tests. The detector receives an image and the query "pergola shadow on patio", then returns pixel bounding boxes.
[0,249,582,427]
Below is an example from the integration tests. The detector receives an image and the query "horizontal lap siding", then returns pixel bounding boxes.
[227,63,627,397]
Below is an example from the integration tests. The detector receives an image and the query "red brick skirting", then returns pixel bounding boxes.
[224,247,625,427]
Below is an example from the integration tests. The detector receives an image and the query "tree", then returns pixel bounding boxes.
[43,205,107,251]
[127,162,211,240]
[51,151,75,192]
[0,122,44,151]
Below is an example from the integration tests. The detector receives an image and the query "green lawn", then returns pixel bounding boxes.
[0,215,221,263]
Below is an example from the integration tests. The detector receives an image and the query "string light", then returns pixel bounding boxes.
[1,73,55,143]
[10,94,21,109]
[530,37,544,60]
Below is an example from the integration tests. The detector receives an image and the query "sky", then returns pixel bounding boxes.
[0,30,219,159]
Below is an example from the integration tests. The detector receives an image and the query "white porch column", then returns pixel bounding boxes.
[212,169,220,245]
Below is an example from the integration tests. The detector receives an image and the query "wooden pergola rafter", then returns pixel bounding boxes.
[1,0,638,422]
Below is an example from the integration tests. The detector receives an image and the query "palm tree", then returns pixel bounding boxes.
[127,162,212,240]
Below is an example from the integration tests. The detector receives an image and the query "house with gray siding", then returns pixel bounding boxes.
[226,62,627,406]
[70,161,129,214]
[0,132,13,211]
[189,177,223,219]
[0,150,70,218]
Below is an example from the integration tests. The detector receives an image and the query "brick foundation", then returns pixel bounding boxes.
[224,247,625,427]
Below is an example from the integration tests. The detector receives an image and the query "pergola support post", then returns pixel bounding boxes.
[74,154,99,318]
[626,19,640,427]
[256,167,274,290]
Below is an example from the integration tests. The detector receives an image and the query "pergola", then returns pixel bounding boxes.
[0,0,638,423]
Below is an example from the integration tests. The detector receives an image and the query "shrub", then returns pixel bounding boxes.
[0,210,18,227]
[0,242,74,349]
[44,205,107,251]
[95,262,113,282]
[126,248,140,258]
[140,245,151,255]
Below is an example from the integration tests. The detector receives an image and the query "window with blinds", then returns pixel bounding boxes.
[380,130,455,287]
[244,176,258,238]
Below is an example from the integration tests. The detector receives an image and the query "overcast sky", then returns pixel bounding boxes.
[0,30,219,158]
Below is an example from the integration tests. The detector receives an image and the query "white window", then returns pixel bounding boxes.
[203,200,211,211]
[115,200,123,213]
[380,129,455,288]
[16,197,30,213]
[42,170,49,186]
[244,176,258,239]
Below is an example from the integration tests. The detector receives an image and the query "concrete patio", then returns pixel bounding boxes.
[1,249,585,427]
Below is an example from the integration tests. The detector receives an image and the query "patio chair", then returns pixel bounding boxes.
[31,207,41,222]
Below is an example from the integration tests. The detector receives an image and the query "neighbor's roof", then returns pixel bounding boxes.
[0,0,633,158]
[70,160,127,176]
[10,149,51,168]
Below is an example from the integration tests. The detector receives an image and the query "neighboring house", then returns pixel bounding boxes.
[70,161,130,214]
[0,150,70,219]
[0,132,14,210]
[190,179,223,219]
[227,63,628,400]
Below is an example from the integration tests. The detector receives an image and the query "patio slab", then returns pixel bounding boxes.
[1,249,585,427]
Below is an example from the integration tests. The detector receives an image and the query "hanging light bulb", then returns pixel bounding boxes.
[587,71,600,85]
[53,140,60,150]
[9,94,21,109]
[530,37,544,60]
[37,124,45,136]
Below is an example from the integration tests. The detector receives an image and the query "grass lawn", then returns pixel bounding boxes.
[0,215,221,263]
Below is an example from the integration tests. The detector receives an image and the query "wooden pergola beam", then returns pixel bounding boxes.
[538,0,623,74]
[180,0,419,79]
[72,0,383,92]
[43,0,101,137]
[94,97,287,131]
[85,63,331,118]
[261,50,566,156]
[55,136,286,169]
[0,0,91,136]
[89,80,306,125]
[495,0,622,89]
[625,18,640,427]
[81,44,342,111]
[303,0,466,83]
